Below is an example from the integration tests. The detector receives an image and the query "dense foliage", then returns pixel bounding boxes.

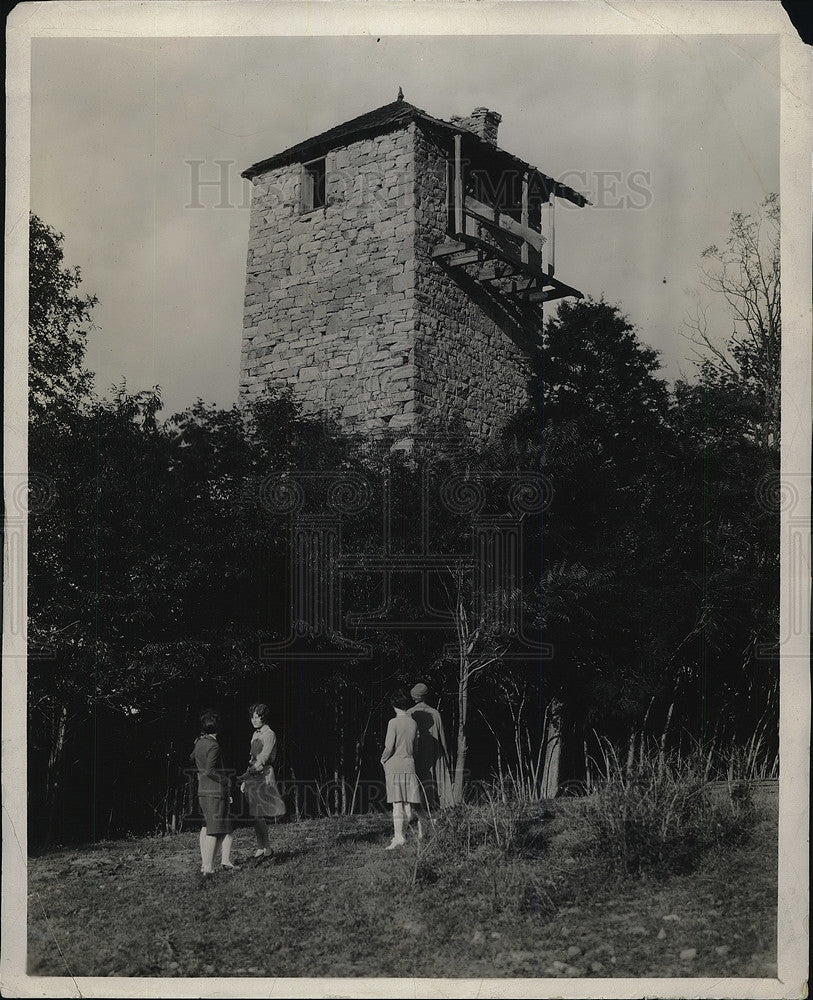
[27,204,779,844]
[29,213,97,420]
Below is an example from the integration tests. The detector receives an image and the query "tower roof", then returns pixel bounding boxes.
[242,99,589,207]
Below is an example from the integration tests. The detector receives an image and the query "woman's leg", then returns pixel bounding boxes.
[199,826,208,870]
[253,818,270,854]
[220,832,235,866]
[405,802,424,839]
[414,806,424,840]
[201,832,218,873]
[387,802,406,848]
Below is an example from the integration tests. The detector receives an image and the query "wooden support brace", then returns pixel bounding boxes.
[465,196,546,254]
[447,250,482,267]
[454,134,463,236]
[548,197,556,276]
[432,229,582,301]
[432,239,468,259]
[555,288,582,302]
[530,286,582,304]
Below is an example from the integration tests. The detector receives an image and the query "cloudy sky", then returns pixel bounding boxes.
[30,30,779,417]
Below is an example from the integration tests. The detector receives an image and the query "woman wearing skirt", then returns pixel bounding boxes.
[190,708,237,875]
[239,702,286,860]
[380,688,423,850]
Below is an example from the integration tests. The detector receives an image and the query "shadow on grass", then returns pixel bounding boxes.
[334,828,389,845]
[269,846,312,864]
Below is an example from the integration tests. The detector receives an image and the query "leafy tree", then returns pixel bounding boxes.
[664,379,779,746]
[670,195,781,747]
[28,200,781,838]
[500,299,679,779]
[29,213,97,419]
[686,193,780,450]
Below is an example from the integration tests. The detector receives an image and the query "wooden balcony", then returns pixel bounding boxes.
[432,132,583,305]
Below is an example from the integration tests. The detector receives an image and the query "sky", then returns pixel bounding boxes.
[30,32,780,418]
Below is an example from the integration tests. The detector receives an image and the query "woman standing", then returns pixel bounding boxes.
[380,688,423,850]
[240,702,286,860]
[190,708,237,875]
[407,682,453,810]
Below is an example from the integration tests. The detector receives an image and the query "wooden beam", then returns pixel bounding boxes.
[481,264,523,283]
[447,249,481,267]
[432,230,582,301]
[528,282,582,304]
[432,239,467,259]
[464,195,546,254]
[548,197,556,276]
[521,172,529,265]
[454,133,463,236]
[451,229,545,284]
[446,151,453,233]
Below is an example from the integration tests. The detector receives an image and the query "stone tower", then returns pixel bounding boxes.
[240,97,587,440]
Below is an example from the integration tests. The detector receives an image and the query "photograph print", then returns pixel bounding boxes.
[3,2,810,997]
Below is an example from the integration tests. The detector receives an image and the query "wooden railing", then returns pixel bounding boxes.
[452,132,555,276]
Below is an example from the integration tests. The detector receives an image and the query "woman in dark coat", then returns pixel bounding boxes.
[190,708,237,874]
[407,682,454,810]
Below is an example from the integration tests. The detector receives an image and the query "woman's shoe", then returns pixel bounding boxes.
[385,837,406,851]
[221,861,241,871]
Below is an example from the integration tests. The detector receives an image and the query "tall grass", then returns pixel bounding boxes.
[719,723,779,783]
[480,698,560,804]
[411,793,547,875]
[403,719,774,897]
[579,731,764,875]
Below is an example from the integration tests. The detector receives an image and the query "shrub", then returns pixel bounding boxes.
[577,736,758,875]
[424,793,547,860]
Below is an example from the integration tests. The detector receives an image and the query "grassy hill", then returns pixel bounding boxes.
[27,783,777,981]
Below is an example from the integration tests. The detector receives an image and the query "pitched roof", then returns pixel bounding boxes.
[242,99,589,207]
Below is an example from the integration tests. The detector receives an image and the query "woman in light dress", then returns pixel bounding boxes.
[239,702,286,860]
[380,688,424,849]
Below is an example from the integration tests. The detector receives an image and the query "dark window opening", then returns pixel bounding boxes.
[302,157,326,212]
[468,167,524,221]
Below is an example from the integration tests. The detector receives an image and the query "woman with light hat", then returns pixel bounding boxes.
[406,683,453,810]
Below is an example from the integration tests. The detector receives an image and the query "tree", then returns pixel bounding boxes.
[665,377,779,745]
[29,213,97,419]
[441,569,510,804]
[28,366,382,841]
[28,385,177,843]
[668,197,781,749]
[685,193,780,451]
[500,300,682,779]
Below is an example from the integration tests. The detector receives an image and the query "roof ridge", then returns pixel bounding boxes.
[241,99,589,207]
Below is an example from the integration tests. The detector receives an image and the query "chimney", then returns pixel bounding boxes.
[451,107,502,146]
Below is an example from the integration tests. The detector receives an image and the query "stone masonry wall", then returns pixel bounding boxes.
[413,127,533,440]
[240,125,417,434]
